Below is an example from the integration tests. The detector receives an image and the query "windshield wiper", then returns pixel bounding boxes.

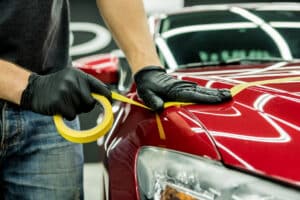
[224,57,290,65]
[178,57,291,69]
[178,61,222,68]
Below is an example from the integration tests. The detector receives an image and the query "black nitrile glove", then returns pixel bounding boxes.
[134,66,232,111]
[21,67,111,120]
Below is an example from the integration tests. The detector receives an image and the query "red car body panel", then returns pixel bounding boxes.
[176,63,300,186]
[74,54,119,84]
[75,54,300,199]
[103,62,300,199]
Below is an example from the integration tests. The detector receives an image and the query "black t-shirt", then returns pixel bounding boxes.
[0,0,71,74]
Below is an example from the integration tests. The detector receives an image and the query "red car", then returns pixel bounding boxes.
[75,2,300,200]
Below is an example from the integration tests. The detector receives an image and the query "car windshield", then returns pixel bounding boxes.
[156,6,300,68]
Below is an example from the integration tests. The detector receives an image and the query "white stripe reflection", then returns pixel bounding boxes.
[216,142,255,170]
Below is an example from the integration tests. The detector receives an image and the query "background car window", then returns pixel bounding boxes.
[253,10,300,22]
[158,9,300,67]
[160,11,248,32]
[165,28,281,65]
[276,28,300,58]
[252,10,300,59]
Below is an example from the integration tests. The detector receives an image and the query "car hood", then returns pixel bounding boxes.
[172,62,300,187]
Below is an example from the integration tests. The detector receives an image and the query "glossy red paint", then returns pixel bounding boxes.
[174,62,300,186]
[73,54,119,84]
[78,54,300,198]
[103,62,300,199]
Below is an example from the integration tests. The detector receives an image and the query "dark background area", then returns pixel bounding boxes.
[69,0,295,162]
[185,0,294,5]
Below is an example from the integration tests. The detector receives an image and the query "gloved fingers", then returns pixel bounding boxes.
[170,81,219,95]
[79,93,97,113]
[174,82,232,101]
[195,86,222,96]
[72,89,96,114]
[52,81,96,118]
[57,99,77,121]
[62,110,77,121]
[166,84,225,103]
[195,87,232,101]
[138,89,164,112]
[86,74,112,101]
[76,79,97,113]
[173,90,223,103]
[173,81,232,99]
[53,86,80,120]
[217,89,232,100]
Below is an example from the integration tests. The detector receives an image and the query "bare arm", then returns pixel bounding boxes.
[96,0,161,73]
[95,0,232,111]
[0,59,30,104]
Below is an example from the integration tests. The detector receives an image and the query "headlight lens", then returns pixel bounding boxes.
[136,147,300,200]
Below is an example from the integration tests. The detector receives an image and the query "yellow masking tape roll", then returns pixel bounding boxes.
[230,76,300,96]
[53,91,192,143]
[53,93,114,143]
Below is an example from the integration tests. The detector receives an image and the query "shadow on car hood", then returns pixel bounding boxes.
[172,62,300,187]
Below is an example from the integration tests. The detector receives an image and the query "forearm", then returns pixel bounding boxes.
[96,0,161,73]
[0,59,30,104]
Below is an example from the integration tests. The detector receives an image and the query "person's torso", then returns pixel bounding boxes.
[0,0,70,74]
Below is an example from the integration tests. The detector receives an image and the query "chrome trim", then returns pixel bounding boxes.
[104,105,124,151]
[161,22,257,39]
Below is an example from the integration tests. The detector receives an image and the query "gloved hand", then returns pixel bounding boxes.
[134,66,232,111]
[20,67,111,120]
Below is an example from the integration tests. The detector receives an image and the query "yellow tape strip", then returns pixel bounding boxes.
[55,76,300,143]
[155,114,166,140]
[111,92,150,110]
[54,91,184,143]
[230,76,300,96]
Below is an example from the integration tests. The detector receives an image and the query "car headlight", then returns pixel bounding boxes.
[136,147,300,200]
